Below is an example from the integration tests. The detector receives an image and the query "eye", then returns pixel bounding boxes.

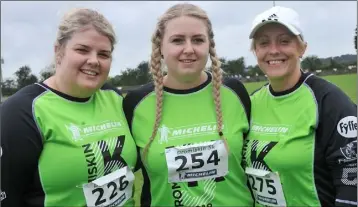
[192,38,204,44]
[281,39,290,44]
[258,41,269,46]
[75,48,87,53]
[172,38,184,44]
[99,53,111,59]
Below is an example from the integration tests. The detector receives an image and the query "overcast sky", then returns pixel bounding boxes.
[1,1,357,80]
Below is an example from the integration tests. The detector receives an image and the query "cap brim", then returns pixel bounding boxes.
[249,20,300,39]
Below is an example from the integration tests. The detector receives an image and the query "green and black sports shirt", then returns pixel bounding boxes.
[243,72,357,206]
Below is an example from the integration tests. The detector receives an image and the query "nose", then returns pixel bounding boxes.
[87,52,99,67]
[268,43,280,55]
[183,41,194,54]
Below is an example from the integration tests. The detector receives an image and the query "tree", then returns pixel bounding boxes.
[246,64,264,77]
[219,58,229,76]
[221,57,246,77]
[328,58,343,70]
[118,68,140,86]
[301,55,322,72]
[1,78,17,96]
[39,63,55,81]
[116,61,151,86]
[107,75,122,87]
[136,61,150,84]
[14,65,38,89]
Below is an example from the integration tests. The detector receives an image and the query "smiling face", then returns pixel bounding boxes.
[253,23,306,81]
[55,25,112,95]
[160,15,210,82]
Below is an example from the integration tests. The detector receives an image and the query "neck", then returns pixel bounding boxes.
[269,68,302,92]
[164,71,208,90]
[45,75,92,99]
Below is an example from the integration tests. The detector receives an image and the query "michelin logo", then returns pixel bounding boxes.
[66,121,122,141]
[337,116,357,138]
[158,123,224,144]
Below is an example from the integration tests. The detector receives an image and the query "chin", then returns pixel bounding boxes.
[265,68,288,80]
[79,80,104,91]
[179,66,203,74]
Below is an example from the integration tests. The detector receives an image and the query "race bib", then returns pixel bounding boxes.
[83,166,134,207]
[165,140,228,183]
[245,167,286,207]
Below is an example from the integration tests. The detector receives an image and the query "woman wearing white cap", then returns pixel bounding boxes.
[242,5,357,207]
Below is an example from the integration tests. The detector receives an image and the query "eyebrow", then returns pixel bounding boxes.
[169,34,206,39]
[256,34,292,40]
[75,44,111,53]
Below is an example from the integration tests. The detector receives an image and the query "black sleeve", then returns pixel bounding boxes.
[222,77,251,130]
[101,82,123,97]
[315,83,357,206]
[1,87,44,207]
[122,83,154,131]
[122,83,155,172]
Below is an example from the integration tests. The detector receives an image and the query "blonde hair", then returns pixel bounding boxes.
[142,3,228,160]
[54,8,116,66]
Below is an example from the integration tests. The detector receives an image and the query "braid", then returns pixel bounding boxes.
[209,38,229,153]
[142,34,164,161]
[142,2,229,161]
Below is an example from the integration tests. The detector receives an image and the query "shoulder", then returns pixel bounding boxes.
[304,74,356,109]
[123,82,155,109]
[122,82,155,128]
[304,74,356,134]
[1,84,45,147]
[99,82,123,97]
[222,77,249,100]
[222,77,251,120]
[250,82,269,97]
[1,83,47,112]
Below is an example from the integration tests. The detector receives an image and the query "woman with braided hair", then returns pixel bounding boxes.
[123,3,253,206]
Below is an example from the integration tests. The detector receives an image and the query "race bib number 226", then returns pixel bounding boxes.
[82,166,134,207]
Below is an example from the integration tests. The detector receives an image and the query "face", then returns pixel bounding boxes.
[55,26,112,94]
[254,23,306,80]
[161,16,210,81]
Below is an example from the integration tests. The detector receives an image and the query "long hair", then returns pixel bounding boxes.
[142,3,228,160]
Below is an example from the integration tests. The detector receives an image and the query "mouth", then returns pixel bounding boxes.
[80,69,99,76]
[267,59,286,65]
[179,59,196,63]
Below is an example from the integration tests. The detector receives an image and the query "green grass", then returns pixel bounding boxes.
[323,74,357,102]
[244,73,357,103]
[132,73,357,206]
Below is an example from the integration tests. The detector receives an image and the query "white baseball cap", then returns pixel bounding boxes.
[249,6,304,40]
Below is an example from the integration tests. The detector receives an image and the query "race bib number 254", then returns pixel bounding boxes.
[165,140,228,183]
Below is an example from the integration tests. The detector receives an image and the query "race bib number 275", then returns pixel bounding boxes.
[245,167,286,207]
[165,140,228,183]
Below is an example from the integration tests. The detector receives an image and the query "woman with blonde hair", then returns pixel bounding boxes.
[243,6,357,207]
[1,8,137,207]
[123,3,253,206]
